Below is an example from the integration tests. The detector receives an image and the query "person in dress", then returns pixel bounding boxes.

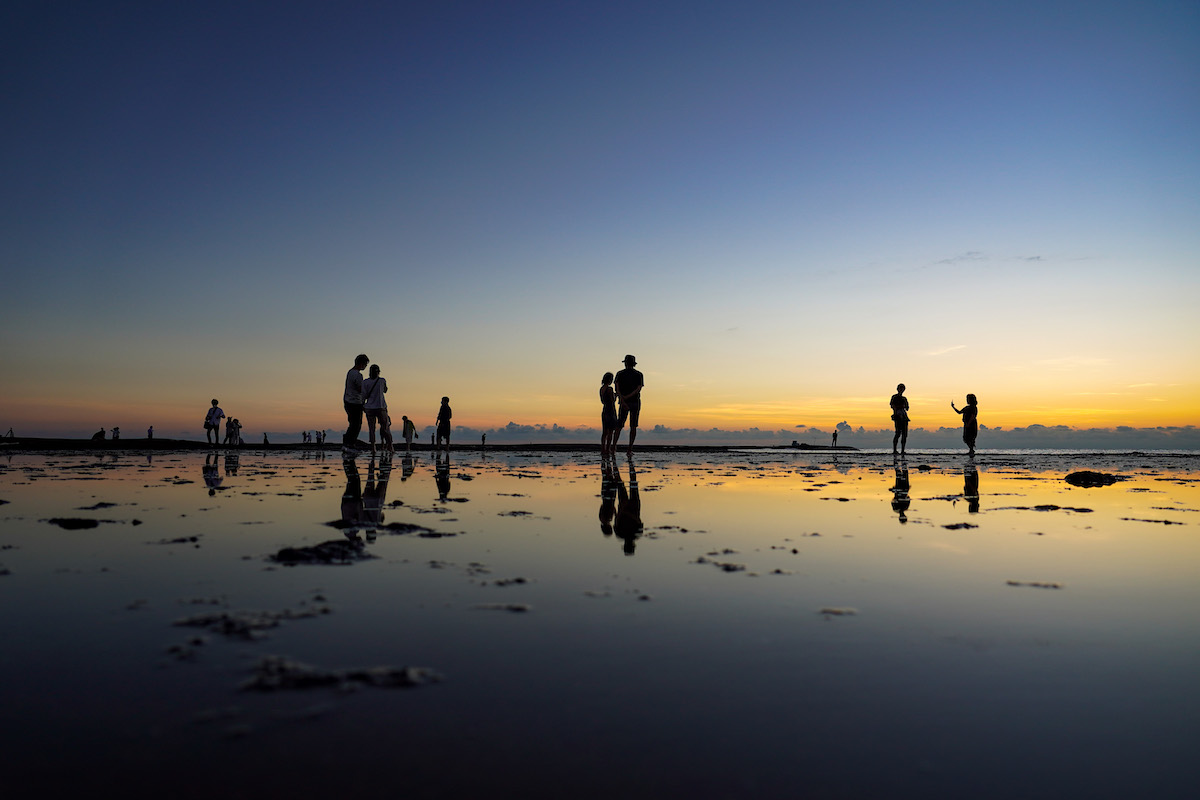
[951,394,979,456]
[436,397,452,451]
[599,372,618,455]
[363,364,394,455]
[890,383,910,455]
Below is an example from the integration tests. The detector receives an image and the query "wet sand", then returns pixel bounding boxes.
[0,448,1197,798]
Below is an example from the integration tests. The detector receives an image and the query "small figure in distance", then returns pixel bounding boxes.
[832,429,838,448]
[263,432,269,445]
[599,372,619,455]
[951,394,979,456]
[111,427,120,440]
[614,355,644,457]
[481,432,486,449]
[401,415,416,452]
[890,383,910,456]
[436,397,452,451]
[343,353,370,456]
[92,427,106,441]
[204,399,224,447]
[363,364,394,456]
[147,426,153,440]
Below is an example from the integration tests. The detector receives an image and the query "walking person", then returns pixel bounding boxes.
[401,415,416,452]
[436,397,452,451]
[204,399,224,447]
[342,354,370,456]
[363,364,394,455]
[614,355,644,457]
[951,394,979,456]
[890,383,910,455]
[599,372,619,455]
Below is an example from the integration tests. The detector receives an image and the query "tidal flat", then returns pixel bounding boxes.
[1,448,1197,798]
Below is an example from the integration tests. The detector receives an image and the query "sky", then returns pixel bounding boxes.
[2,0,1198,444]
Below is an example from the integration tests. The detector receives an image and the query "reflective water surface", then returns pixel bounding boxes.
[1,449,1197,798]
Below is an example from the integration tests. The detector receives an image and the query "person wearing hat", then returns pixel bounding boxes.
[614,354,644,456]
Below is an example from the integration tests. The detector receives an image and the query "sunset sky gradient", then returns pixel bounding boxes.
[2,1,1197,442]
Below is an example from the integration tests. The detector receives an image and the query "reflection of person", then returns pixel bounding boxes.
[614,355,644,457]
[890,460,910,523]
[204,399,224,447]
[224,451,239,476]
[401,416,416,452]
[363,364,394,455]
[401,454,415,481]
[435,453,451,500]
[341,458,364,529]
[963,465,980,514]
[436,397,452,451]
[599,456,618,537]
[890,383,910,455]
[613,459,643,555]
[363,456,391,526]
[203,452,222,496]
[951,394,979,456]
[343,354,370,455]
[599,372,618,455]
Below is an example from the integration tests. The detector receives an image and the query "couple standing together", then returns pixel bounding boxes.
[890,383,980,456]
[600,354,644,456]
[344,354,394,455]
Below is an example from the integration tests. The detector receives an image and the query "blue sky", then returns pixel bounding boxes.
[2,1,1197,441]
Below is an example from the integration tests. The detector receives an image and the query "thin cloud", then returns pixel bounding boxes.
[924,345,966,357]
[936,251,987,266]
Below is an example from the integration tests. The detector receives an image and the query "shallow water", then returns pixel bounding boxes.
[1,449,1197,798]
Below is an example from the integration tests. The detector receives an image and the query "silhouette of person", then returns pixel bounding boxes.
[204,399,224,447]
[890,460,910,523]
[147,426,153,440]
[363,364,393,455]
[436,397,452,451]
[401,416,416,452]
[342,354,370,455]
[91,427,106,441]
[963,465,980,514]
[263,433,269,445]
[203,452,222,496]
[599,456,618,537]
[481,432,486,448]
[111,427,120,440]
[613,459,643,555]
[951,394,979,455]
[599,372,618,455]
[614,355,644,457]
[890,383,910,455]
[832,430,838,447]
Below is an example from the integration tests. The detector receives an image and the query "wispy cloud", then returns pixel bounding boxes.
[924,345,966,357]
[936,251,987,266]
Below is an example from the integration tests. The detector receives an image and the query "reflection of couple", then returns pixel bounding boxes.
[342,457,391,534]
[600,457,643,555]
[890,461,980,523]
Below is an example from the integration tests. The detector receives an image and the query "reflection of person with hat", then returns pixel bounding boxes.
[614,354,644,457]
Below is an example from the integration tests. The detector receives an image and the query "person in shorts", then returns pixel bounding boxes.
[343,354,369,454]
[614,355,644,456]
[890,383,909,455]
[363,364,394,455]
[204,399,224,447]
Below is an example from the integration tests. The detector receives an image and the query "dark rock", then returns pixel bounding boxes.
[241,655,442,691]
[45,517,99,529]
[1065,471,1119,488]
[272,539,376,565]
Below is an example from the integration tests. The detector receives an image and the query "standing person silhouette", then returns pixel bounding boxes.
[204,399,224,447]
[363,364,393,455]
[614,355,644,457]
[890,383,910,455]
[599,372,618,455]
[401,415,416,452]
[436,397,452,451]
[951,394,979,456]
[342,354,370,456]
